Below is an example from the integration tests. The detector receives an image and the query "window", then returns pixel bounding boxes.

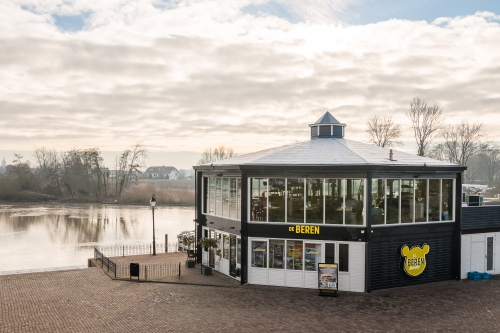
[236,237,241,264]
[371,179,385,225]
[386,179,400,224]
[229,178,237,219]
[429,179,440,222]
[204,177,241,219]
[215,178,222,216]
[222,178,229,218]
[251,178,267,222]
[269,178,286,222]
[339,244,349,272]
[414,179,428,222]
[237,178,241,220]
[304,243,322,271]
[325,179,343,225]
[208,177,215,215]
[306,179,323,224]
[223,234,229,259]
[401,179,414,223]
[442,179,453,221]
[346,179,364,225]
[269,239,285,269]
[286,240,303,270]
[251,240,267,268]
[287,179,304,223]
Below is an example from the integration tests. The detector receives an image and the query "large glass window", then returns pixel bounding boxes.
[208,177,215,215]
[325,179,343,225]
[442,179,453,221]
[269,239,285,269]
[269,178,286,222]
[414,179,428,222]
[371,179,385,225]
[287,179,304,223]
[236,237,241,264]
[215,178,222,216]
[251,240,267,268]
[251,178,267,222]
[386,179,400,224]
[429,179,440,222]
[237,178,241,220]
[229,178,237,219]
[346,179,364,225]
[304,243,322,271]
[306,179,324,224]
[401,179,414,223]
[230,235,236,267]
[286,240,303,270]
[222,178,229,218]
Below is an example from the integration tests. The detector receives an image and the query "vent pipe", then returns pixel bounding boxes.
[389,149,394,161]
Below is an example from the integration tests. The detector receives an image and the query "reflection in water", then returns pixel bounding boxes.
[0,203,195,273]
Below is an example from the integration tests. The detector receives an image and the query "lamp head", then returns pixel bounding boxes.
[150,194,156,207]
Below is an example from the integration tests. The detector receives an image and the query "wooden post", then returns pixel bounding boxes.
[165,234,168,252]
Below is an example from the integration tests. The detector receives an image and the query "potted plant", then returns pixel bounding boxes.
[198,237,219,275]
[181,234,196,268]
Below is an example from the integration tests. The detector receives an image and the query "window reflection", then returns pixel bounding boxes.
[287,179,304,223]
[386,179,400,224]
[325,179,343,225]
[442,179,453,221]
[251,178,267,222]
[371,179,385,225]
[414,179,428,222]
[215,178,222,216]
[346,179,364,225]
[286,240,303,270]
[269,239,285,269]
[401,179,413,223]
[208,177,215,215]
[429,179,440,222]
[269,178,286,222]
[229,178,237,219]
[306,179,323,224]
[222,178,229,218]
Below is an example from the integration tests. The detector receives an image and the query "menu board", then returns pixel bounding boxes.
[318,263,338,291]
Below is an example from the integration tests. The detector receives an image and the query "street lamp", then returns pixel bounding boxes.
[149,194,158,255]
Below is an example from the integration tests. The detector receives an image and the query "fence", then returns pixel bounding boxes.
[98,242,178,257]
[94,246,181,280]
[94,247,116,277]
[115,262,181,280]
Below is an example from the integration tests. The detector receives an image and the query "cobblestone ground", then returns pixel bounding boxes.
[1,268,500,332]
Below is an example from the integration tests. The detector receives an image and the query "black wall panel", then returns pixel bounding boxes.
[462,206,500,231]
[370,224,455,291]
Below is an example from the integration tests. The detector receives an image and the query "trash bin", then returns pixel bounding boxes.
[130,263,139,278]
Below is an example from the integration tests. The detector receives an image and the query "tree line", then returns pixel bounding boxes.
[0,143,147,201]
[366,97,497,186]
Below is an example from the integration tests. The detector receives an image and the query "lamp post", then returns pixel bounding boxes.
[149,194,158,255]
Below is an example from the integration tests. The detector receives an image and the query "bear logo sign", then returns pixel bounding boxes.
[400,244,430,277]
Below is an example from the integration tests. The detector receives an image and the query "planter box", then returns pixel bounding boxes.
[202,267,212,275]
[186,260,196,268]
[482,273,492,280]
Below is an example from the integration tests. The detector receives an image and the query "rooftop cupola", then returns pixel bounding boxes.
[309,111,346,138]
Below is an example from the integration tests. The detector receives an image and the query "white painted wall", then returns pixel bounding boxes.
[462,233,499,278]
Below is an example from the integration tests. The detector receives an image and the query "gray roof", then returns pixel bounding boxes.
[312,111,342,125]
[204,138,460,168]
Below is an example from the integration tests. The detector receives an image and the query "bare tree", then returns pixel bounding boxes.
[442,121,484,180]
[407,97,443,156]
[478,144,500,186]
[197,145,236,165]
[366,115,402,148]
[34,147,62,195]
[116,143,148,196]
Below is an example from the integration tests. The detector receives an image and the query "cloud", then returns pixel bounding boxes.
[0,1,500,158]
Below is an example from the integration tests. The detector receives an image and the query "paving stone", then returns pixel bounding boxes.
[2,259,500,332]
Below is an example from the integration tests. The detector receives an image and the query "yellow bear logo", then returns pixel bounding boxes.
[401,244,430,277]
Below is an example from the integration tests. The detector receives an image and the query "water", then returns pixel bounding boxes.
[0,202,195,274]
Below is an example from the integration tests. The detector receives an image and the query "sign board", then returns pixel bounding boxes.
[318,263,338,296]
[400,244,430,277]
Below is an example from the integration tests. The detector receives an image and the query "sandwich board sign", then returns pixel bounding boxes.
[318,263,338,297]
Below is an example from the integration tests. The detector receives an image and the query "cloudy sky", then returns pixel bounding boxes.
[1,0,499,168]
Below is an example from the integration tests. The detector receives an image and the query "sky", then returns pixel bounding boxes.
[1,0,500,169]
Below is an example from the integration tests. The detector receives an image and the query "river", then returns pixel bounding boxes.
[0,202,195,274]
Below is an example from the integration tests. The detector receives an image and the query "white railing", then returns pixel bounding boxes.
[98,242,178,257]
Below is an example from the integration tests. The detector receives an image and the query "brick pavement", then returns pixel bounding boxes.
[1,267,500,332]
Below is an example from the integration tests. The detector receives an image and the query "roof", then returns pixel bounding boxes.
[145,166,178,173]
[311,111,343,126]
[200,138,461,169]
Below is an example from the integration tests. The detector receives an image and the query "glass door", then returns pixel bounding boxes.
[230,235,237,277]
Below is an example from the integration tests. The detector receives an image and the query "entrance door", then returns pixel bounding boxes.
[487,236,494,272]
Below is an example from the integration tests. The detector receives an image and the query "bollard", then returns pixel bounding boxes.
[165,234,168,252]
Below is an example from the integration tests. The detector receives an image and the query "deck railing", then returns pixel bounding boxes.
[97,242,178,257]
